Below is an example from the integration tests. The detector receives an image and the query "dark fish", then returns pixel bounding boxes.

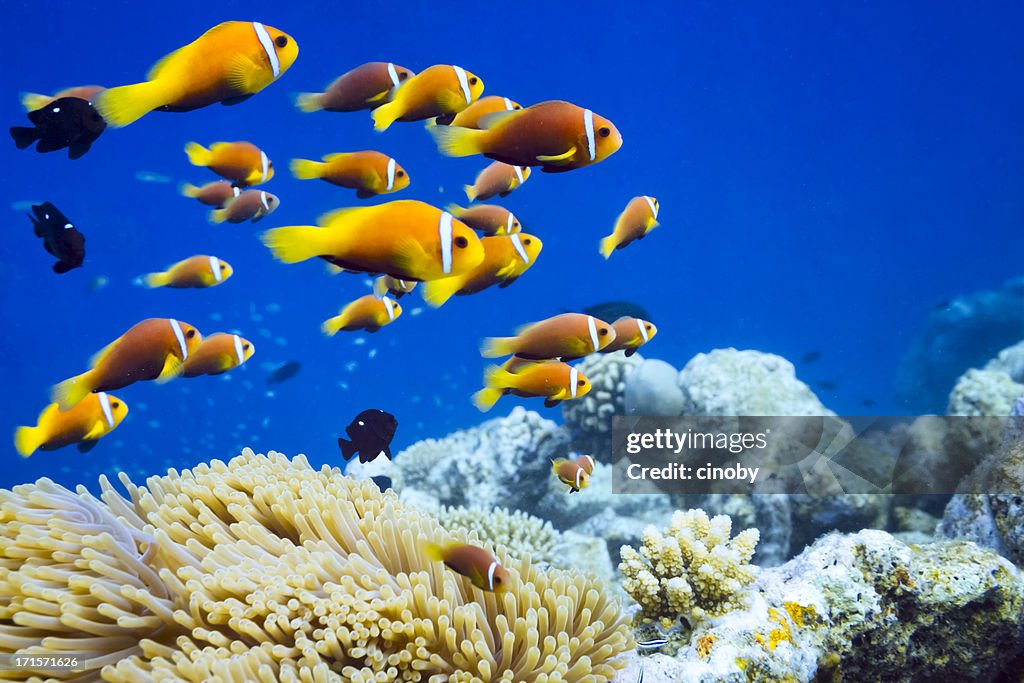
[266,361,301,385]
[28,202,85,274]
[10,97,106,159]
[816,380,838,391]
[580,301,651,323]
[370,475,392,491]
[338,409,398,463]
[861,398,877,407]
[801,350,822,363]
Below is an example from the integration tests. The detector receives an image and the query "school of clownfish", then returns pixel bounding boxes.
[13,20,664,589]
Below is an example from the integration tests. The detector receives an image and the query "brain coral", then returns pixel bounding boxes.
[0,449,632,682]
[436,506,562,568]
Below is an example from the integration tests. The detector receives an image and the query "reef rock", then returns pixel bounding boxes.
[563,352,643,458]
[623,358,684,417]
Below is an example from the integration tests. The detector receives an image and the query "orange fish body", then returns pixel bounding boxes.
[473,360,591,411]
[372,64,484,131]
[182,333,255,377]
[421,233,542,307]
[185,141,273,186]
[599,196,659,258]
[445,95,521,128]
[601,317,658,356]
[322,295,401,335]
[446,203,521,235]
[143,255,233,288]
[181,180,241,207]
[296,61,415,112]
[14,392,128,457]
[552,457,590,493]
[21,86,106,112]
[423,541,510,592]
[481,313,616,361]
[465,162,530,202]
[576,454,596,475]
[290,151,409,198]
[95,21,298,127]
[373,275,417,299]
[210,189,280,223]
[261,200,485,282]
[431,100,622,172]
[51,318,202,409]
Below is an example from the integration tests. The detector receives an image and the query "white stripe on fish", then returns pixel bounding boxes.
[513,165,525,183]
[637,317,649,342]
[439,211,454,274]
[97,392,114,428]
[387,62,400,89]
[252,23,280,78]
[383,297,396,321]
[386,157,396,191]
[587,315,599,351]
[169,318,188,360]
[569,366,579,398]
[509,233,529,263]
[486,560,498,590]
[452,65,472,104]
[208,256,222,282]
[643,195,658,218]
[233,334,245,365]
[583,108,596,161]
[259,150,270,183]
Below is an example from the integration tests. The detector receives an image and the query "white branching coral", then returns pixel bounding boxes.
[619,508,760,624]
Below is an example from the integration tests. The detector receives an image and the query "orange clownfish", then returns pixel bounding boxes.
[210,189,280,224]
[601,317,658,356]
[181,180,241,208]
[430,100,622,173]
[465,162,530,202]
[373,275,417,299]
[423,541,510,592]
[295,62,415,112]
[473,360,591,411]
[143,255,233,288]
[442,95,521,128]
[576,453,596,475]
[599,196,660,258]
[552,457,590,493]
[372,64,484,131]
[481,313,616,361]
[322,295,401,335]
[21,86,105,112]
[261,200,484,282]
[185,141,273,186]
[14,392,128,457]
[95,21,298,127]
[182,333,255,377]
[446,203,521,235]
[290,151,409,198]
[421,233,542,308]
[52,318,202,410]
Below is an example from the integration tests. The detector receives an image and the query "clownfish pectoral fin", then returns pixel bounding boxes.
[155,353,185,384]
[82,419,109,442]
[14,426,42,458]
[391,236,430,277]
[225,53,265,94]
[536,147,577,164]
[94,81,166,127]
[365,89,392,105]
[472,388,503,412]
[51,372,94,411]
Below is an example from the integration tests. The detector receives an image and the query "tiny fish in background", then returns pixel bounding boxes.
[373,275,417,299]
[464,162,530,202]
[295,61,415,112]
[20,86,105,112]
[552,457,590,493]
[861,398,877,407]
[372,64,484,131]
[135,170,172,184]
[143,255,233,288]
[446,204,521,235]
[209,189,280,224]
[600,317,658,357]
[322,295,401,334]
[817,380,838,391]
[266,360,301,384]
[290,151,409,198]
[801,350,822,364]
[422,541,510,592]
[337,408,398,463]
[87,275,108,291]
[14,392,128,457]
[181,180,241,207]
[599,196,659,258]
[182,333,255,377]
[185,141,273,186]
[27,202,85,274]
[10,97,106,159]
[437,94,522,128]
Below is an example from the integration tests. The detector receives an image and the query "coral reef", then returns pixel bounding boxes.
[947,368,1024,418]
[435,505,561,566]
[0,449,633,682]
[562,352,643,458]
[623,359,684,417]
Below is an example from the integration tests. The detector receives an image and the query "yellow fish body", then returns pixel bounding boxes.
[372,64,484,131]
[322,295,401,335]
[143,255,233,288]
[421,233,542,307]
[14,392,128,457]
[599,196,660,258]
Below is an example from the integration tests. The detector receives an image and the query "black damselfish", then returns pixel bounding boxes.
[10,97,106,159]
[29,202,85,274]
[338,409,398,463]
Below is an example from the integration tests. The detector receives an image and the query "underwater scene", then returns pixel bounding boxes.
[3,1,1024,681]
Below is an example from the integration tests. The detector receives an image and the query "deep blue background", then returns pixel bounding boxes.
[2,0,1022,489]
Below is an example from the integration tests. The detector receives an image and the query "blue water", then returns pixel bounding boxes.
[3,0,1022,489]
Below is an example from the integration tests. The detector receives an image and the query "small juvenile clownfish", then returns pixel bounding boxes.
[182,333,255,377]
[95,21,298,127]
[143,255,233,288]
[322,295,401,335]
[441,95,522,128]
[421,233,542,308]
[430,100,622,173]
[472,360,591,412]
[210,189,280,224]
[465,162,530,202]
[14,392,128,457]
[373,275,417,299]
[180,180,241,208]
[290,151,409,198]
[599,196,660,258]
[600,317,658,357]
[481,313,616,361]
[552,457,590,493]
[21,86,106,112]
[185,141,273,187]
[577,453,596,475]
[422,541,510,592]
[372,64,484,131]
[52,318,203,410]
[295,62,415,112]
[445,203,521,235]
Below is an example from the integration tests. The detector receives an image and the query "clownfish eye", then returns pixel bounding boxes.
[494,576,502,583]
[111,401,121,409]
[243,342,251,350]
[469,77,478,85]
[397,170,405,178]
[598,127,611,138]
[185,329,197,339]
[275,35,288,48]
[577,379,586,386]
[599,328,609,336]
[399,71,410,80]
[454,236,469,248]
[523,238,532,245]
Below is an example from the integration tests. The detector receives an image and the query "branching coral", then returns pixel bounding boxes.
[0,449,632,682]
[619,508,759,625]
[435,506,563,568]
